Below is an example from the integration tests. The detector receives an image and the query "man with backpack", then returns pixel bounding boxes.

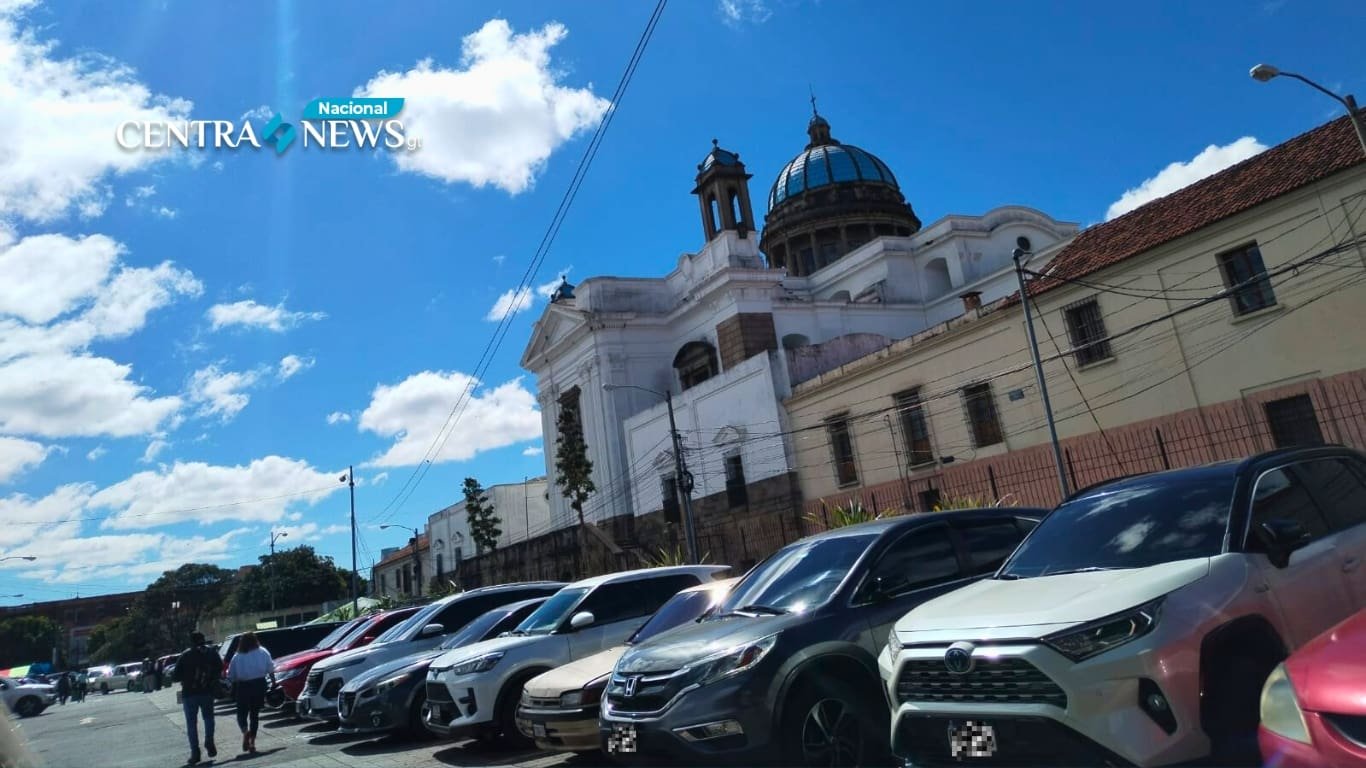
[172,632,222,765]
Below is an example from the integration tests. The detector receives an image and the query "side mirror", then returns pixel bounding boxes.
[1259,518,1312,568]
[569,611,595,630]
[419,623,445,638]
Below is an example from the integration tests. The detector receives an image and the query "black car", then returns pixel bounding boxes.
[601,507,1045,766]
[215,621,347,698]
[336,597,549,738]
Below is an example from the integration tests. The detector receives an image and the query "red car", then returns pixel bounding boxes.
[1259,608,1366,767]
[268,608,419,708]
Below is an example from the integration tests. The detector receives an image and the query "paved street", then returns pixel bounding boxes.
[13,689,600,768]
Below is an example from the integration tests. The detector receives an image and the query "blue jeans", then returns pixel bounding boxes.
[182,692,215,754]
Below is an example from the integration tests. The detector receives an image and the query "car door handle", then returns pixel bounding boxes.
[1344,557,1360,573]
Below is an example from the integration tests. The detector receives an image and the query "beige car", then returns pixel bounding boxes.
[517,578,736,752]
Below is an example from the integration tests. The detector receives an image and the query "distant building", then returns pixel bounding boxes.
[370,534,429,600]
[425,476,552,589]
[0,591,140,667]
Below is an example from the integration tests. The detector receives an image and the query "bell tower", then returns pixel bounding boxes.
[692,139,756,242]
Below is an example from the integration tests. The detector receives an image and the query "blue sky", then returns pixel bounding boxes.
[0,0,1362,602]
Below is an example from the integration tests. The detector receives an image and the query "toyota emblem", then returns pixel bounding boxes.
[623,675,640,697]
[944,641,975,675]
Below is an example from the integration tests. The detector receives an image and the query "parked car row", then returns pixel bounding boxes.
[231,445,1365,767]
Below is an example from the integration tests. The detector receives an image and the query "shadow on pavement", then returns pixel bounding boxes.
[340,734,429,756]
[304,731,368,746]
[432,741,544,767]
[229,747,286,761]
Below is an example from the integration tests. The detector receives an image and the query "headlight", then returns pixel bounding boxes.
[685,633,779,687]
[1043,599,1162,662]
[274,668,303,682]
[450,652,504,676]
[1260,663,1311,744]
[887,629,903,657]
[374,672,412,696]
[559,690,585,708]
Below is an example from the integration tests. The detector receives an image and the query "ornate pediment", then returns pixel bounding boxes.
[521,303,589,366]
[651,449,676,472]
[712,425,747,446]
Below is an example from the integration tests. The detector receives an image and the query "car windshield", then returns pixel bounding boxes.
[628,589,718,645]
[999,475,1235,578]
[439,607,511,649]
[375,610,425,644]
[714,532,879,616]
[316,618,363,650]
[513,588,588,635]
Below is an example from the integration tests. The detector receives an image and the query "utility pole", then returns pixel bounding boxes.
[664,390,700,564]
[268,530,288,612]
[341,467,357,617]
[1013,247,1070,500]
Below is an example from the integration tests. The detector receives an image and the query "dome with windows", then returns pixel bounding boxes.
[759,113,921,278]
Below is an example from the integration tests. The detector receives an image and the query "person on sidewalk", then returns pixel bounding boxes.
[54,672,70,705]
[225,631,272,755]
[172,631,222,765]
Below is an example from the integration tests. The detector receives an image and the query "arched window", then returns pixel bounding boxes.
[674,341,719,390]
[436,552,445,579]
[729,189,743,227]
[709,196,721,235]
[781,333,810,349]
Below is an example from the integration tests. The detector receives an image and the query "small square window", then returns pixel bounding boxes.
[1062,297,1113,366]
[1264,395,1324,448]
[1217,243,1277,316]
[894,389,934,466]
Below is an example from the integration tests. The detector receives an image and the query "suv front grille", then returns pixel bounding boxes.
[426,682,453,704]
[303,670,323,697]
[897,657,1067,708]
[605,670,684,714]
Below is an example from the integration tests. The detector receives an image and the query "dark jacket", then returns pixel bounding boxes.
[173,643,223,696]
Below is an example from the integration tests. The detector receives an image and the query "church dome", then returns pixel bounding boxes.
[768,143,899,209]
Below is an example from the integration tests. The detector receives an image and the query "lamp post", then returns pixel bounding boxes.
[268,530,288,612]
[1013,246,1070,501]
[602,383,698,564]
[340,468,357,617]
[1251,63,1366,156]
[380,524,422,598]
[0,556,36,563]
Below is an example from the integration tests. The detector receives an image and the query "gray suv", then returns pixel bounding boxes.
[600,507,1044,766]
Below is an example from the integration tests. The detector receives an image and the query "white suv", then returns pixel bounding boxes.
[882,447,1366,767]
[423,565,729,743]
[297,582,562,722]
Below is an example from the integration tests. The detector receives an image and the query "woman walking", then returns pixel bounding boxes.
[225,631,273,754]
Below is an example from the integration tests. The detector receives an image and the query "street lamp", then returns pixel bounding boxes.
[602,383,699,564]
[380,524,422,597]
[268,530,288,612]
[1251,63,1366,155]
[0,556,36,563]
[340,467,358,618]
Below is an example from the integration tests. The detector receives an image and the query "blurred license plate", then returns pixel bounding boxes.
[533,723,547,738]
[948,720,997,759]
[607,723,637,754]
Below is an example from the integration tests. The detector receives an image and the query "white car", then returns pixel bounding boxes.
[424,565,729,743]
[881,447,1366,767]
[87,662,141,694]
[0,677,56,717]
[296,582,563,722]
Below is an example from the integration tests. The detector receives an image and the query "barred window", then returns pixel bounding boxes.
[895,389,934,466]
[826,415,859,487]
[1063,297,1112,366]
[1217,243,1277,316]
[724,454,748,508]
[961,382,1003,448]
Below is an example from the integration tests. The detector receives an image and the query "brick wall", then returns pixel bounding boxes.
[716,313,778,371]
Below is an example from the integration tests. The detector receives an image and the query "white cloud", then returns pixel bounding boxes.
[207,299,326,332]
[0,483,90,551]
[0,436,48,483]
[359,371,542,467]
[522,445,543,457]
[211,160,224,172]
[187,364,263,422]
[719,0,772,25]
[492,254,506,266]
[278,354,314,380]
[326,411,351,425]
[86,445,106,461]
[369,472,388,485]
[485,273,570,321]
[140,438,168,463]
[0,233,121,324]
[152,205,177,219]
[354,20,610,194]
[1105,137,1268,220]
[0,6,194,223]
[0,353,183,437]
[89,456,346,530]
[264,522,350,545]
[4,528,254,585]
[240,104,273,121]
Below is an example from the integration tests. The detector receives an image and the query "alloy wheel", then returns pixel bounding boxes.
[800,697,864,767]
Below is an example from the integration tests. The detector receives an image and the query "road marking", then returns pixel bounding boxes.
[79,717,95,725]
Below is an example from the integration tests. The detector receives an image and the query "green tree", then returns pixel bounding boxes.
[86,615,146,664]
[141,563,236,651]
[554,403,595,525]
[0,616,63,668]
[463,478,502,555]
[225,545,352,612]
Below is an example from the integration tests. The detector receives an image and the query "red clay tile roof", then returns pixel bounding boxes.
[1028,116,1364,298]
[375,534,427,568]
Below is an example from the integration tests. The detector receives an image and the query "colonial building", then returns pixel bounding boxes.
[370,534,428,600]
[521,111,1076,560]
[424,476,552,588]
[785,116,1366,514]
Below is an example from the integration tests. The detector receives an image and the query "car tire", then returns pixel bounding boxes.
[100,683,109,695]
[404,689,433,740]
[494,671,543,749]
[780,676,885,768]
[1205,647,1280,766]
[14,697,42,718]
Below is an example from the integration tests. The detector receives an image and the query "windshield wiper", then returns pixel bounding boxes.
[729,604,788,616]
[1045,566,1126,576]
